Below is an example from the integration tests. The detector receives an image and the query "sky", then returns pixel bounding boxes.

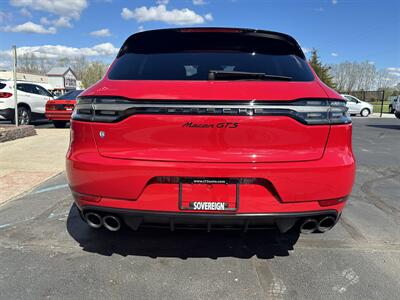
[0,0,399,77]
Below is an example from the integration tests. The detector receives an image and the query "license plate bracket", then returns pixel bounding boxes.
[179,178,239,211]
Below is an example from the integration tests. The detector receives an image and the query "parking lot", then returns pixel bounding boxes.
[0,117,399,299]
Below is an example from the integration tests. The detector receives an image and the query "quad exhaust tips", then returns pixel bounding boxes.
[299,216,336,233]
[299,218,318,234]
[317,216,336,232]
[103,215,121,232]
[85,212,103,229]
[84,212,121,231]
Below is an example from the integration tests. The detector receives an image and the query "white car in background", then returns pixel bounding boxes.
[395,97,400,119]
[388,95,399,113]
[341,94,374,117]
[0,80,54,124]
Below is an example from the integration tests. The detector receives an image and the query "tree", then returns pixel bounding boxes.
[330,61,399,92]
[81,61,108,88]
[308,49,336,89]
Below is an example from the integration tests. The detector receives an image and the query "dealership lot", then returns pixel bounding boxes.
[0,117,399,299]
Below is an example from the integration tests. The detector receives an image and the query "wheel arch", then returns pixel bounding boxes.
[17,102,31,111]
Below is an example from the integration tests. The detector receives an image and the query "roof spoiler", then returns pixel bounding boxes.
[118,27,306,59]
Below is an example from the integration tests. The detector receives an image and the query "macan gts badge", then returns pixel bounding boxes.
[66,28,355,234]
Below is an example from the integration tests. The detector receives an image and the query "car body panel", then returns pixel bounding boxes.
[67,121,354,205]
[92,114,330,163]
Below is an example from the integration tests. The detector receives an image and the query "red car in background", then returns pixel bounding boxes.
[67,28,355,234]
[45,90,83,128]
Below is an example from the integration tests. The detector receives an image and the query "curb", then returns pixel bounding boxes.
[0,125,37,143]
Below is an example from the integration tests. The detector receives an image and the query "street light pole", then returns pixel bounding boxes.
[12,45,18,127]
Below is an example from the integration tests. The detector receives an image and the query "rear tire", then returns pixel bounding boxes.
[53,121,68,128]
[12,106,31,125]
[360,108,370,117]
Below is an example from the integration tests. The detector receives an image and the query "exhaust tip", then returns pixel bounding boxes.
[103,215,121,232]
[299,218,318,234]
[85,212,103,229]
[317,216,336,232]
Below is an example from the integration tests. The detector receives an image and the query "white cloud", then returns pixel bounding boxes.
[52,16,73,28]
[331,52,339,57]
[387,67,400,72]
[0,43,118,60]
[0,11,13,23]
[2,21,56,34]
[10,0,88,20]
[19,7,32,18]
[314,7,324,12]
[156,0,169,4]
[90,28,112,37]
[368,61,375,65]
[332,0,338,4]
[39,16,72,28]
[121,4,208,25]
[388,72,400,77]
[40,17,50,25]
[204,13,213,21]
[301,47,312,54]
[138,25,144,32]
[193,0,207,5]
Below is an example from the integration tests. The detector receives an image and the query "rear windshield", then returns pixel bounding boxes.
[0,83,6,89]
[108,30,314,81]
[56,90,83,100]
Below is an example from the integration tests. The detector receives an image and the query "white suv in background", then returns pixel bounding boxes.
[341,94,374,117]
[0,80,54,124]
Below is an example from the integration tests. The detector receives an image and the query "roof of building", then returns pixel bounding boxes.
[47,67,76,77]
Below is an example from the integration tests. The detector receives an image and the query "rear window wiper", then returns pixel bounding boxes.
[208,70,292,81]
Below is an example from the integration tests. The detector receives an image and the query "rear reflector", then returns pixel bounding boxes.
[319,196,348,207]
[0,92,12,98]
[72,191,101,203]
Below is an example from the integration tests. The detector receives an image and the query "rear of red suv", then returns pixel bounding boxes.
[66,28,355,233]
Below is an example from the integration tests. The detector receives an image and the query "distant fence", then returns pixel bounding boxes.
[339,90,386,116]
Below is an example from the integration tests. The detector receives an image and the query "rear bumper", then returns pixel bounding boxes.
[45,111,72,121]
[67,120,355,223]
[0,108,14,120]
[77,205,339,232]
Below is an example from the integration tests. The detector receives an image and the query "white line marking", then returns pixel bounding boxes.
[0,217,35,229]
[33,184,68,194]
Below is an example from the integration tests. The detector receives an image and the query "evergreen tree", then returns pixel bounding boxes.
[308,49,336,89]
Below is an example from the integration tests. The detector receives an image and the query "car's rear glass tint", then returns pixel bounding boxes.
[56,90,82,100]
[108,30,314,81]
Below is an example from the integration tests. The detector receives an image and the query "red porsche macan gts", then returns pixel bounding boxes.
[66,28,355,233]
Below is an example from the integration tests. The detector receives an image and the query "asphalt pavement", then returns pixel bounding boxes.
[0,117,399,299]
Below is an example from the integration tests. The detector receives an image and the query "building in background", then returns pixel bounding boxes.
[46,67,77,96]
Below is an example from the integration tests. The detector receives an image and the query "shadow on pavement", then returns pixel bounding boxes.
[366,124,400,130]
[66,204,300,260]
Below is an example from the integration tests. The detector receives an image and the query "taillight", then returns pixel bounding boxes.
[72,97,351,125]
[46,103,57,110]
[0,92,13,98]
